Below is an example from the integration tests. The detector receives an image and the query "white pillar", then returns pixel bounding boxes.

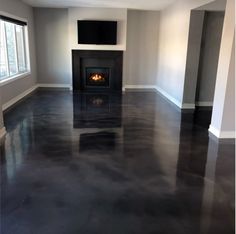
[209,0,235,138]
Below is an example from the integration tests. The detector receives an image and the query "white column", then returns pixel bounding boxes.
[209,0,235,138]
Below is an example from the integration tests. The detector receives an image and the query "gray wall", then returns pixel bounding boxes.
[34,8,160,87]
[156,0,217,105]
[182,10,205,104]
[195,11,224,104]
[196,0,226,11]
[34,8,70,85]
[0,0,37,105]
[183,10,224,105]
[123,10,159,86]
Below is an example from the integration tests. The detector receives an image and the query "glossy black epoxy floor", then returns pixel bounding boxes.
[0,90,235,234]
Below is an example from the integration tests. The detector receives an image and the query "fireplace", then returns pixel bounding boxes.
[72,50,123,92]
[86,67,110,88]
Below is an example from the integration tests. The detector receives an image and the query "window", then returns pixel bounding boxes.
[0,15,29,82]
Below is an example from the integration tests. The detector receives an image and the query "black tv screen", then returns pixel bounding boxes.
[78,20,117,45]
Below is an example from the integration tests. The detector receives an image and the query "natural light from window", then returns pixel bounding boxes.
[0,18,29,83]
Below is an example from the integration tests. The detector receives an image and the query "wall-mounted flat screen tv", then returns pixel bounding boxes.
[78,20,117,45]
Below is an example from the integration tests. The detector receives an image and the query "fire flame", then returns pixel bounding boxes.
[90,74,105,82]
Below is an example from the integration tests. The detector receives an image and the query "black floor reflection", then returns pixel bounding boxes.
[79,131,116,152]
[0,90,234,234]
[0,142,6,164]
[73,92,122,128]
[193,107,213,129]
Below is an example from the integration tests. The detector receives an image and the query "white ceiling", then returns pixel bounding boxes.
[21,0,176,10]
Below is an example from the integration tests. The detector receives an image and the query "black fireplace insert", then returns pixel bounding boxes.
[85,67,110,88]
[72,50,123,92]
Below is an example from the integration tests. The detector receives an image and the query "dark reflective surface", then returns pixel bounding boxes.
[0,90,235,234]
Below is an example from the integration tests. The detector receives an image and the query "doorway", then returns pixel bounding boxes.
[195,11,225,107]
[194,11,225,128]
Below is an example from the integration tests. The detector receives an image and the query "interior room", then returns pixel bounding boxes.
[0,0,235,233]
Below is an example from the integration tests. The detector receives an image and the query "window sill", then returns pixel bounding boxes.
[0,72,31,87]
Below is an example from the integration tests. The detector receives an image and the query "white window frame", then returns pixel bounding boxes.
[0,11,31,86]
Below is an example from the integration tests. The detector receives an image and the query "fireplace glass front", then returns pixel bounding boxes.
[86,67,110,87]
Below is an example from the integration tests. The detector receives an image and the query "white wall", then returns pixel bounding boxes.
[156,0,216,106]
[221,37,235,132]
[123,10,159,87]
[68,7,127,51]
[34,8,70,85]
[210,0,235,138]
[156,0,234,137]
[0,0,37,105]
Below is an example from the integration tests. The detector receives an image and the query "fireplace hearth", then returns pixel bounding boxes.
[72,50,123,92]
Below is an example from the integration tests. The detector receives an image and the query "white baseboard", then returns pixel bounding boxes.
[155,86,196,109]
[196,102,213,107]
[182,103,196,109]
[209,125,235,139]
[155,86,182,108]
[0,127,6,140]
[2,83,73,111]
[2,85,38,111]
[124,85,157,90]
[37,83,72,89]
[122,85,194,109]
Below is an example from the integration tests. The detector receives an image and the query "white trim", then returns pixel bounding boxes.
[0,11,31,84]
[218,131,235,139]
[155,85,182,108]
[0,127,6,140]
[209,125,219,137]
[155,86,196,109]
[2,83,72,111]
[74,44,126,51]
[0,72,31,86]
[209,125,235,139]
[196,102,213,107]
[2,85,38,111]
[37,83,72,89]
[182,103,196,109]
[124,85,157,90]
[112,85,193,110]
[24,26,31,73]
